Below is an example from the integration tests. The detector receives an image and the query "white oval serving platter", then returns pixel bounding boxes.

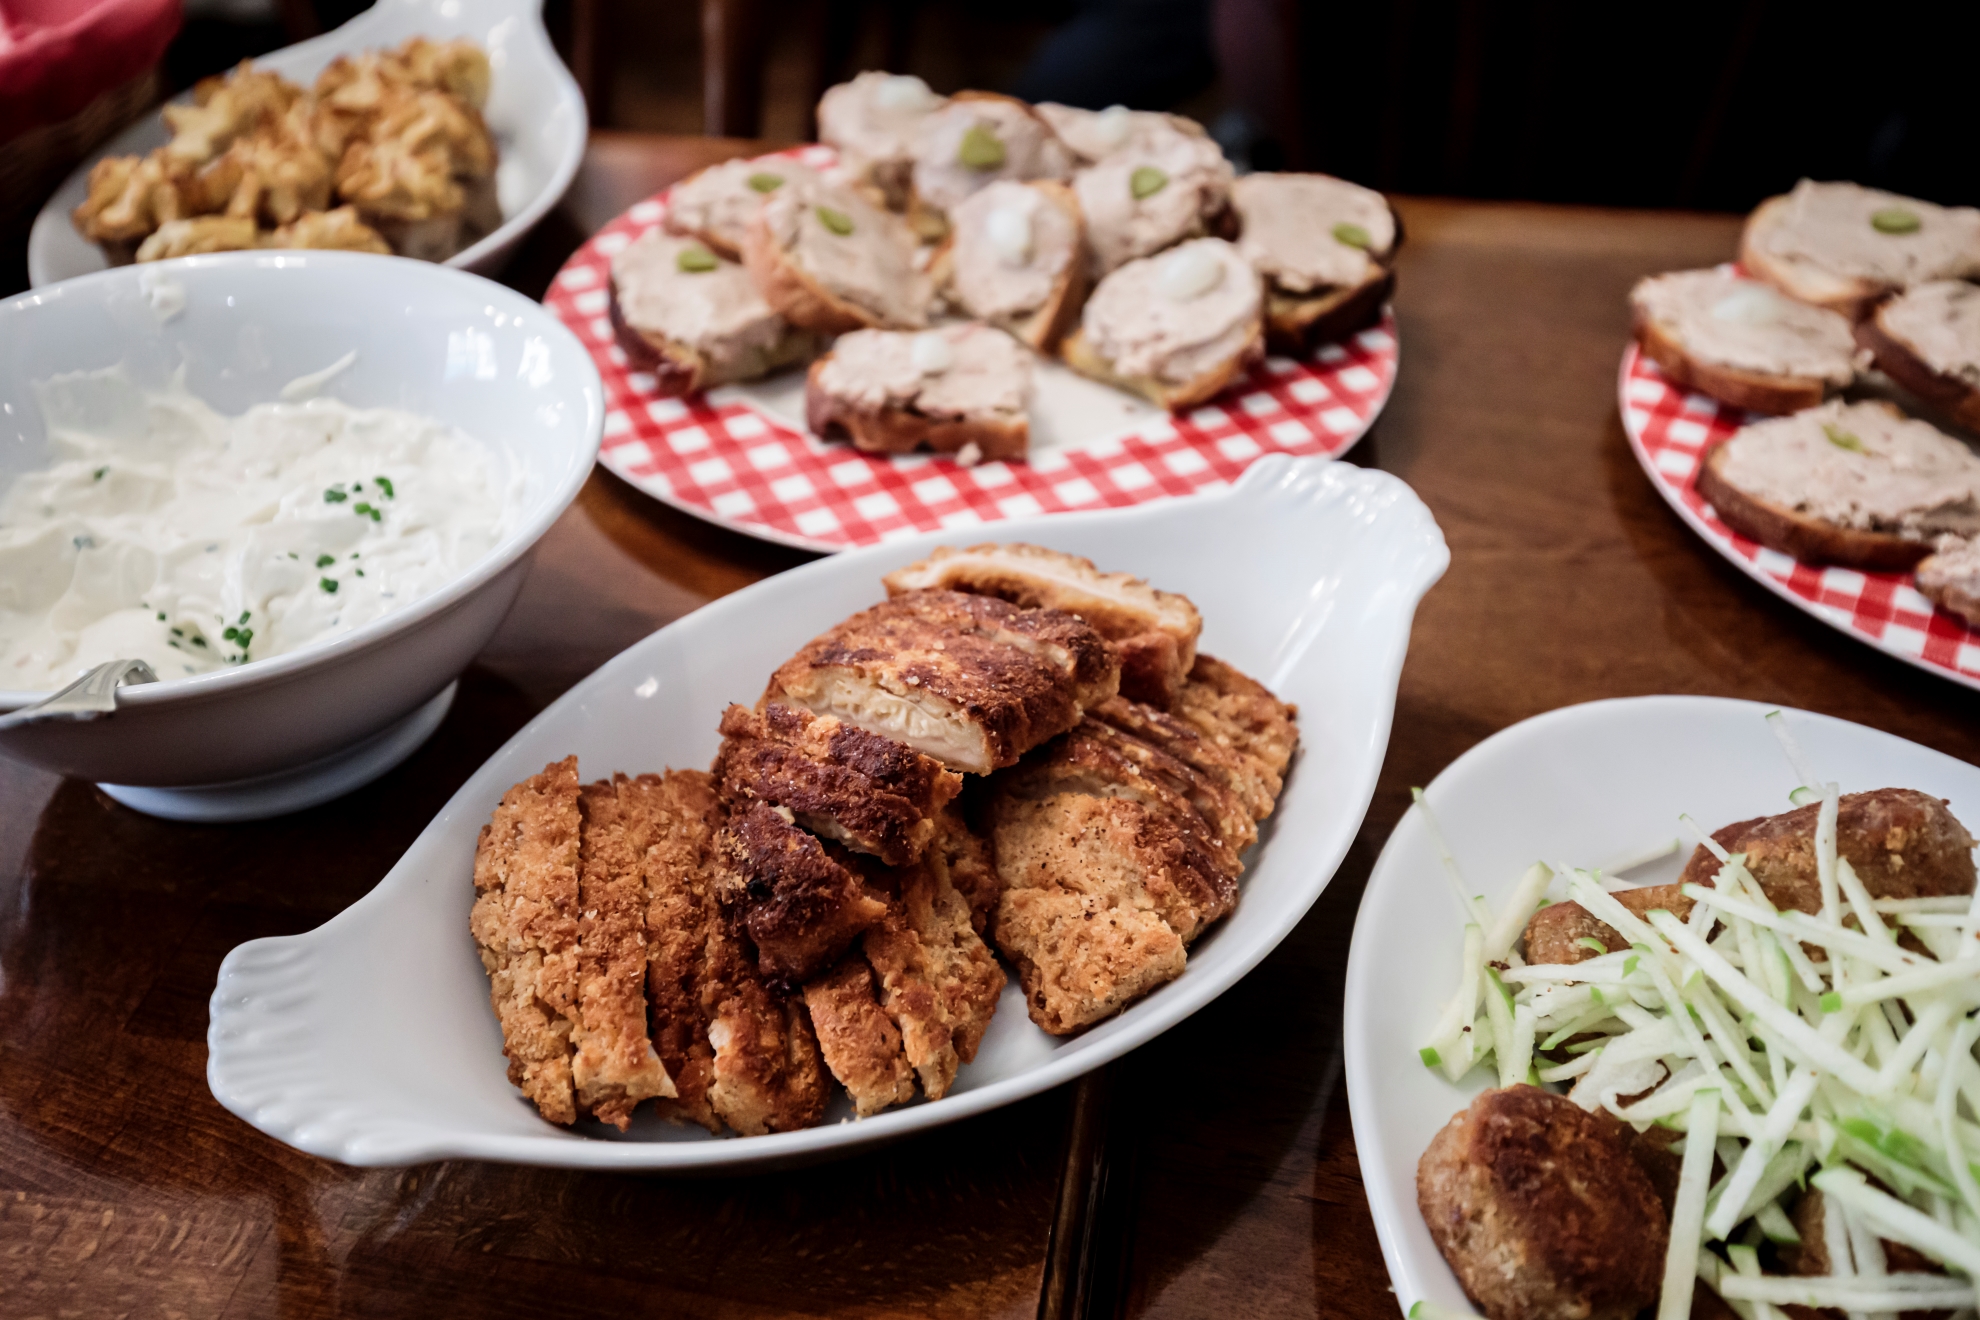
[1344,694,1980,1317]
[208,453,1446,1170]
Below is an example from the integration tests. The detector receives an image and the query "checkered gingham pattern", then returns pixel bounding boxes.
[543,145,1399,552]
[1620,344,1980,692]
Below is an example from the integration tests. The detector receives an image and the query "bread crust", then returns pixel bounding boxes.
[608,278,711,396]
[661,160,745,261]
[1061,321,1264,412]
[1265,267,1394,357]
[1631,306,1831,415]
[803,356,1029,460]
[742,208,900,334]
[1857,303,1980,433]
[931,179,1090,353]
[1740,193,1886,322]
[1695,438,1934,571]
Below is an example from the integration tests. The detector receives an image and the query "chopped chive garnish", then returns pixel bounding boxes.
[170,628,184,637]
[156,611,167,621]
[320,577,339,594]
[375,475,395,499]
[1419,1046,1441,1067]
[287,551,299,559]
[93,466,108,481]
[353,502,381,522]
[317,553,336,568]
[324,485,348,503]
[223,627,239,641]
[354,568,365,577]
[191,636,206,647]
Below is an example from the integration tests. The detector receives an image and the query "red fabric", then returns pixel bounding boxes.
[0,0,183,139]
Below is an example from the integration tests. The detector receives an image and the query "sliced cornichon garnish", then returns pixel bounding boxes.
[747,172,784,193]
[1333,222,1372,250]
[815,205,854,236]
[1871,207,1921,234]
[676,244,719,272]
[1130,165,1168,199]
[1822,423,1866,453]
[958,124,1005,170]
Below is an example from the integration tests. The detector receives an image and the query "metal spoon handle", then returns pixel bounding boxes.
[0,658,158,731]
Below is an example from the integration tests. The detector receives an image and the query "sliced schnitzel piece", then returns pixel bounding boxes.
[715,800,890,982]
[1171,654,1298,799]
[860,851,1006,1100]
[803,959,916,1117]
[764,589,1119,774]
[470,756,584,1125]
[882,543,1202,707]
[1088,694,1277,824]
[715,701,962,866]
[928,802,999,935]
[995,880,1185,1036]
[570,778,677,1128]
[629,769,829,1135]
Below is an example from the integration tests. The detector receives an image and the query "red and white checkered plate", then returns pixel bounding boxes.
[545,145,1400,552]
[1619,343,1980,691]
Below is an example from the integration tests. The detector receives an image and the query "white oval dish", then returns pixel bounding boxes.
[1344,695,1980,1317]
[0,250,603,796]
[207,454,1449,1170]
[27,0,585,288]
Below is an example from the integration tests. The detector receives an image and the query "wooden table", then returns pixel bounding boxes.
[7,133,1979,1319]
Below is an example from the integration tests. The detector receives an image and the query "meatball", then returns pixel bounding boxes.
[1416,1085,1668,1320]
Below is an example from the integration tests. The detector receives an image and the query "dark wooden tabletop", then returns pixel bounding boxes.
[7,133,1980,1319]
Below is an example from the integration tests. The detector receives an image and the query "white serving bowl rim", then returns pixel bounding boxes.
[0,249,604,713]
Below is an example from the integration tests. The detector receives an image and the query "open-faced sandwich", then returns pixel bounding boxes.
[1916,534,1980,628]
[1072,116,1233,277]
[935,179,1087,351]
[1740,179,1980,321]
[1034,103,1200,165]
[1232,172,1398,355]
[804,323,1032,461]
[1061,237,1265,410]
[471,544,1297,1132]
[610,228,825,397]
[1856,279,1980,434]
[1629,268,1860,415]
[743,180,933,333]
[663,155,824,261]
[907,92,1074,241]
[815,71,947,210]
[1695,398,1980,570]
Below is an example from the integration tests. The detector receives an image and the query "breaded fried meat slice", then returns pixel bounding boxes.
[715,800,889,982]
[764,589,1119,774]
[570,778,678,1128]
[882,543,1203,707]
[861,853,1006,1100]
[470,756,585,1125]
[1417,1085,1666,1320]
[1171,654,1298,797]
[630,769,829,1135]
[715,701,961,866]
[803,959,917,1117]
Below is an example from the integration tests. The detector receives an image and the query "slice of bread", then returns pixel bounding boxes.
[1740,182,1980,322]
[610,229,823,396]
[1916,538,1980,628]
[1634,312,1828,415]
[743,185,931,334]
[1062,238,1264,411]
[664,156,822,262]
[907,91,1075,243]
[1061,323,1262,411]
[1740,193,1882,320]
[1266,267,1395,358]
[1856,283,1980,433]
[805,324,1030,460]
[1230,174,1400,356]
[1696,439,1934,570]
[932,179,1089,353]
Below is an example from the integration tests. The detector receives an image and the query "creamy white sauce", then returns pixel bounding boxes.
[0,368,523,692]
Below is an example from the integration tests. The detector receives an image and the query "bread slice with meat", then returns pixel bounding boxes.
[1629,268,1859,415]
[743,181,932,334]
[664,155,824,261]
[1061,238,1263,410]
[610,228,825,396]
[1740,180,1980,321]
[907,91,1075,242]
[1856,280,1980,433]
[932,179,1088,353]
[1917,537,1980,629]
[1231,172,1399,355]
[1695,398,1980,571]
[805,323,1031,461]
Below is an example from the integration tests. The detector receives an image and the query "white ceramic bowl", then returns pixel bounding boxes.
[206,455,1449,1170]
[0,250,603,796]
[27,0,585,288]
[1343,696,1980,1317]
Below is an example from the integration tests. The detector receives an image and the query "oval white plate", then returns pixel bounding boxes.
[27,0,585,288]
[1344,695,1980,1316]
[548,146,1400,553]
[206,454,1447,1170]
[1619,343,1980,692]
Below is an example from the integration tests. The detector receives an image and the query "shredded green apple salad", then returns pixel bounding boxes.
[1408,712,1980,1320]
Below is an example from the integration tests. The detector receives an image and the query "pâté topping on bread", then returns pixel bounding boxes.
[610,228,823,396]
[1858,280,1980,433]
[1629,268,1859,415]
[1698,398,1980,569]
[909,92,1073,236]
[1073,118,1233,276]
[1034,103,1201,164]
[744,181,933,333]
[816,71,947,210]
[664,156,824,261]
[1916,534,1980,629]
[1063,237,1265,409]
[805,324,1032,461]
[1231,172,1396,354]
[940,179,1086,351]
[1741,179,1980,319]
